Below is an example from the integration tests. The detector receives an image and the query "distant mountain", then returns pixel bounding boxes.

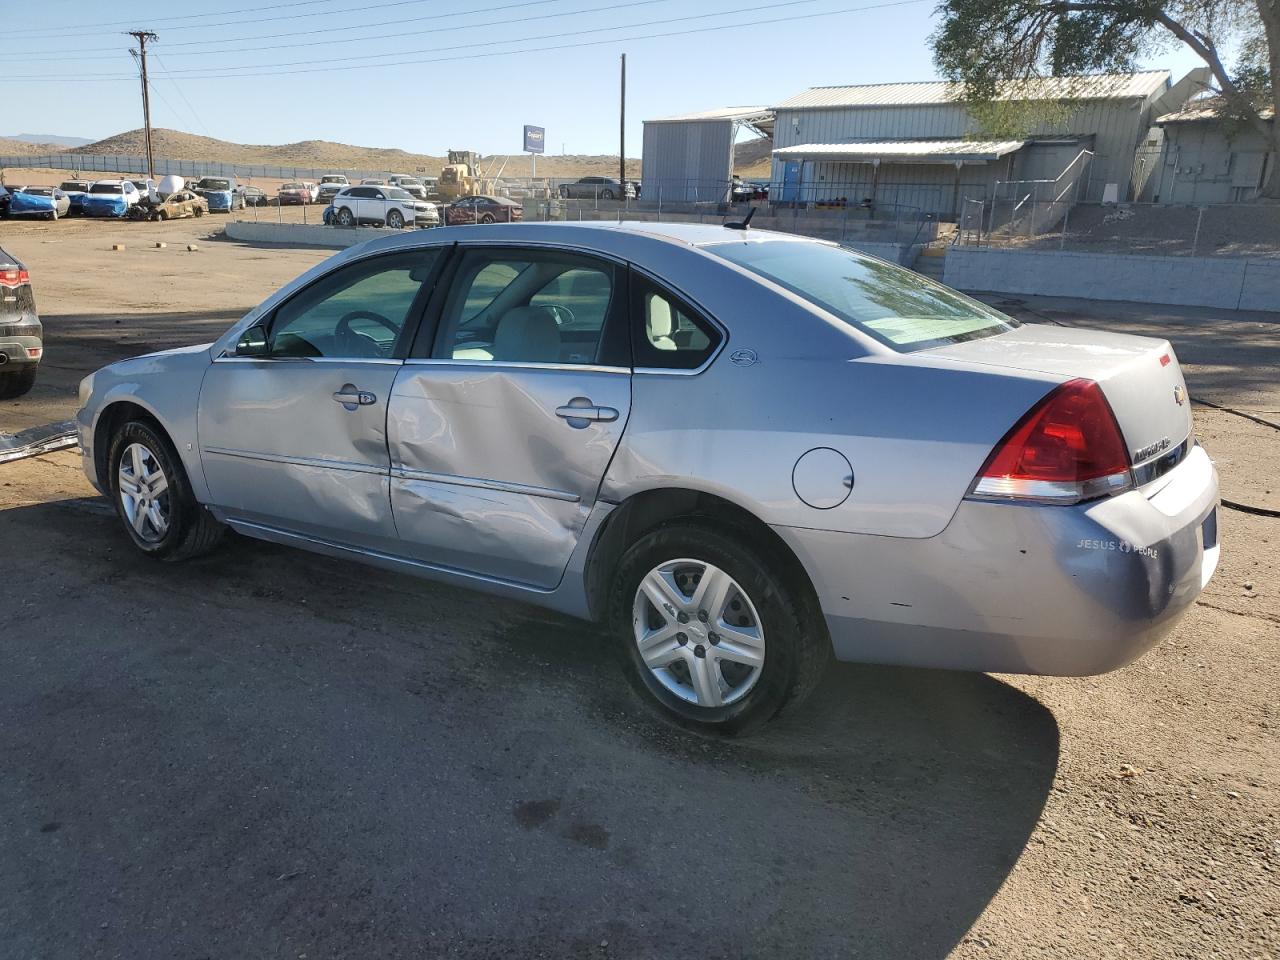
[1,133,93,147]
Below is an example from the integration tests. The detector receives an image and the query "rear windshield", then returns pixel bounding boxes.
[90,183,121,194]
[282,183,304,190]
[707,239,1018,352]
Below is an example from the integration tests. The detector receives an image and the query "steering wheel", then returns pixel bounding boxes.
[545,304,576,327]
[335,310,398,356]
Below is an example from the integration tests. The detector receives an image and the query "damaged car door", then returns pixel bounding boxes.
[387,246,631,588]
[197,249,443,549]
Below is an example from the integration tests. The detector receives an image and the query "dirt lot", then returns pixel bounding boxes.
[0,216,1277,959]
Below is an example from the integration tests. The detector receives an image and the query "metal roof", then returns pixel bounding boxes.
[647,105,775,137]
[1157,98,1275,124]
[773,139,1026,164]
[774,71,1171,110]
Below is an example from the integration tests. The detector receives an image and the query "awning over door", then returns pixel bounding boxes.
[773,139,1025,164]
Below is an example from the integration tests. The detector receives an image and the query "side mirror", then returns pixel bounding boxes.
[235,324,269,357]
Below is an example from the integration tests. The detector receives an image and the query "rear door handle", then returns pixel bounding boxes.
[333,384,377,410]
[555,400,619,425]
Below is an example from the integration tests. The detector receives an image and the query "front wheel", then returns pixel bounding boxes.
[600,189,615,201]
[386,209,405,229]
[479,213,495,224]
[610,522,829,734]
[337,206,354,227]
[108,420,224,561]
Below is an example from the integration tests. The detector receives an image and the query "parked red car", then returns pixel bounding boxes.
[277,182,314,205]
[445,194,523,225]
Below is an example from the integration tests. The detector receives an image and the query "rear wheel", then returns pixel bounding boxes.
[108,420,224,561]
[479,213,495,224]
[609,522,829,734]
[386,209,405,229]
[194,205,204,217]
[600,189,615,201]
[0,363,37,399]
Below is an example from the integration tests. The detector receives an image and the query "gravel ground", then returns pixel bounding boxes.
[0,219,1277,959]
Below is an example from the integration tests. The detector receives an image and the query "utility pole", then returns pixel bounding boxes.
[127,30,158,184]
[619,53,626,193]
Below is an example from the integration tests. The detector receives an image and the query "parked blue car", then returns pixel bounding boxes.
[81,180,142,218]
[58,179,92,215]
[192,176,244,213]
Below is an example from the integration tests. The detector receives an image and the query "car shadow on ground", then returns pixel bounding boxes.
[1,497,1060,960]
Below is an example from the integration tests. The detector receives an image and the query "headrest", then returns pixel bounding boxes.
[493,305,560,363]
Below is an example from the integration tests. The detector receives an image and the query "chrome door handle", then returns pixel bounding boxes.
[555,401,619,425]
[332,384,377,410]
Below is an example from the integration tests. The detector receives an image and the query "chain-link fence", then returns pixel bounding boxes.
[954,200,1280,258]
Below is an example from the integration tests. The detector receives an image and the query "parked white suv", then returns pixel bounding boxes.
[316,175,349,202]
[329,185,439,229]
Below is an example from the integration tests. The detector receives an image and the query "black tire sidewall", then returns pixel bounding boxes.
[609,523,804,733]
[108,420,198,559]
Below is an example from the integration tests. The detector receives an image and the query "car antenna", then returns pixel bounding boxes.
[724,206,756,230]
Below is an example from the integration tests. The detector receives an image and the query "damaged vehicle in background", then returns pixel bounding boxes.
[0,246,42,399]
[444,194,522,225]
[58,179,92,215]
[74,222,1221,734]
[7,186,70,220]
[80,179,142,217]
[192,177,244,212]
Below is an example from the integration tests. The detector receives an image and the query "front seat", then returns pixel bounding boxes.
[645,293,678,350]
[492,305,561,363]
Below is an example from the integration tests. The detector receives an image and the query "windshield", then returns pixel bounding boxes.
[386,187,413,201]
[200,179,231,190]
[27,187,52,196]
[60,181,86,191]
[89,183,121,194]
[321,176,344,183]
[282,183,304,190]
[397,178,421,186]
[707,239,1018,352]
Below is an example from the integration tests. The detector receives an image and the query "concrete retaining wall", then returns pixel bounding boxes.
[944,247,1280,311]
[223,221,402,249]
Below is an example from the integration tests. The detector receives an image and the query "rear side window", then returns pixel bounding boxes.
[707,238,1018,352]
[630,274,722,371]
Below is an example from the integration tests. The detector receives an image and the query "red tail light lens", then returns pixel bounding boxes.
[970,379,1133,504]
[0,268,29,288]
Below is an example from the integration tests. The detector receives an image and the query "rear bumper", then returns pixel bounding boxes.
[775,445,1220,676]
[0,332,42,366]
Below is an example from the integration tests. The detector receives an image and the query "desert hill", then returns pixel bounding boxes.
[7,127,768,179]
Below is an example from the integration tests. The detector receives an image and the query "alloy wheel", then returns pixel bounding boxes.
[632,558,766,707]
[117,442,171,543]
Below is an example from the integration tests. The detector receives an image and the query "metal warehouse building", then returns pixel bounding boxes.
[767,70,1208,219]
[1145,100,1276,203]
[640,106,775,202]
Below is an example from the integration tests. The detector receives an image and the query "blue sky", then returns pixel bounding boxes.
[8,0,1203,156]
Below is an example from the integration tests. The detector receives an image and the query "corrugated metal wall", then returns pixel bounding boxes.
[770,95,1160,212]
[1149,124,1274,203]
[641,120,735,202]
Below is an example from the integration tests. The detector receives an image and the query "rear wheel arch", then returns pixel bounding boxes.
[583,487,826,635]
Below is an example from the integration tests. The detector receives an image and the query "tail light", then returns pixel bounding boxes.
[0,268,30,288]
[969,379,1132,504]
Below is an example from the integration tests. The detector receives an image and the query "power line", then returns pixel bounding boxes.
[2,0,669,62]
[10,0,927,81]
[152,53,214,138]
[150,0,860,76]
[2,0,563,43]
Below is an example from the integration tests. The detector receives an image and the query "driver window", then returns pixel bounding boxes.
[433,250,615,365]
[260,250,439,359]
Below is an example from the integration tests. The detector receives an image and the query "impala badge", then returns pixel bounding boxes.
[1133,437,1172,462]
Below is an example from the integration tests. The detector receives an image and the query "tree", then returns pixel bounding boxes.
[931,1,1280,197]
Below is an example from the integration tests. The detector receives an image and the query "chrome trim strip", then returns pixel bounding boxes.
[392,466,580,502]
[225,518,554,594]
[402,358,629,375]
[1133,437,1191,487]
[202,446,387,476]
[212,356,402,365]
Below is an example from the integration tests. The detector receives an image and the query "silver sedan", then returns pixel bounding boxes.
[76,222,1220,733]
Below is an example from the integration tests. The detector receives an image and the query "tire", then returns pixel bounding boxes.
[0,363,37,399]
[609,521,830,735]
[559,186,570,198]
[108,419,224,561]
[600,189,614,201]
[386,209,405,229]
[194,206,204,217]
[337,206,355,227]
[158,210,168,221]
[478,213,495,224]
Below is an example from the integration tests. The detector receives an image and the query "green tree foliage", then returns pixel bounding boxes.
[932,1,1279,195]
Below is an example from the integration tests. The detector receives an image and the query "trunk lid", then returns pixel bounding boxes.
[924,323,1193,476]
